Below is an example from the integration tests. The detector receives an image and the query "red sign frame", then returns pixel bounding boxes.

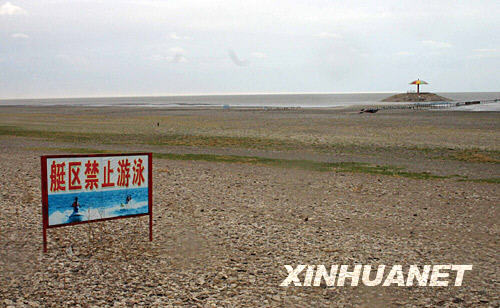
[41,152,153,252]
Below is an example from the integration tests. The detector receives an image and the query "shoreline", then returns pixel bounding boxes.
[1,90,499,101]
[1,92,498,111]
[1,102,499,112]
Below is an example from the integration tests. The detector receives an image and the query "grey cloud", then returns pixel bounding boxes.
[228,50,249,66]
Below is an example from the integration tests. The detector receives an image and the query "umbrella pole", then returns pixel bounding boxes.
[417,84,420,94]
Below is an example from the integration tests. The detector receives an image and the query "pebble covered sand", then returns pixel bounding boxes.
[1,106,499,307]
[0,138,498,307]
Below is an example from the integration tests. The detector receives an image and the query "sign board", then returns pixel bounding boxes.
[41,153,153,252]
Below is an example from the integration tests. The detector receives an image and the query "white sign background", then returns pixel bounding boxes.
[46,155,149,195]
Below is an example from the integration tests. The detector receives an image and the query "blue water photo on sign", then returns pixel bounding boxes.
[48,187,149,226]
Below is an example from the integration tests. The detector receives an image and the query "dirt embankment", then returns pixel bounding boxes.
[382,93,452,102]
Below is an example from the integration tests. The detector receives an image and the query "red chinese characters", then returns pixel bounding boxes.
[84,160,99,190]
[117,159,131,187]
[102,160,115,187]
[132,158,145,186]
[49,156,147,193]
[68,162,82,190]
[50,161,66,192]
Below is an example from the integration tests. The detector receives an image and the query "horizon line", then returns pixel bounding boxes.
[1,90,499,100]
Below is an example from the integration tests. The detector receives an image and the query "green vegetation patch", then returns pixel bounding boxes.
[30,146,450,181]
[450,150,500,163]
[5,125,499,165]
[0,125,298,150]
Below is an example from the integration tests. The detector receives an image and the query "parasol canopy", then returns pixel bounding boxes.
[409,79,428,93]
[409,79,428,85]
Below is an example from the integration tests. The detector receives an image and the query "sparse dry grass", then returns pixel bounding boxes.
[0,106,498,151]
[452,150,500,163]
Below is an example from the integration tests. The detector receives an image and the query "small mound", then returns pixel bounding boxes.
[382,92,452,102]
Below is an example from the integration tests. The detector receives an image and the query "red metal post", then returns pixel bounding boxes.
[41,156,48,253]
[148,153,153,241]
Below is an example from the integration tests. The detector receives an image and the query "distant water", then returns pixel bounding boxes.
[1,92,499,108]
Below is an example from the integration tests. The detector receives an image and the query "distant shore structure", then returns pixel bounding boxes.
[409,79,428,94]
[382,78,451,102]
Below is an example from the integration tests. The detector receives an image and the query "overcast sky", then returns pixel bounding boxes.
[1,0,499,98]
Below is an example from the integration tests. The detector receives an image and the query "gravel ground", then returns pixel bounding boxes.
[0,139,498,307]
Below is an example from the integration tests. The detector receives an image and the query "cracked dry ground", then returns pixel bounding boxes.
[0,141,498,307]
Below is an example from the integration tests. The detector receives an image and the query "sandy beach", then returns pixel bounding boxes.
[0,106,498,307]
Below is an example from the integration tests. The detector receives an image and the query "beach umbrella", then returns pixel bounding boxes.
[409,79,428,94]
